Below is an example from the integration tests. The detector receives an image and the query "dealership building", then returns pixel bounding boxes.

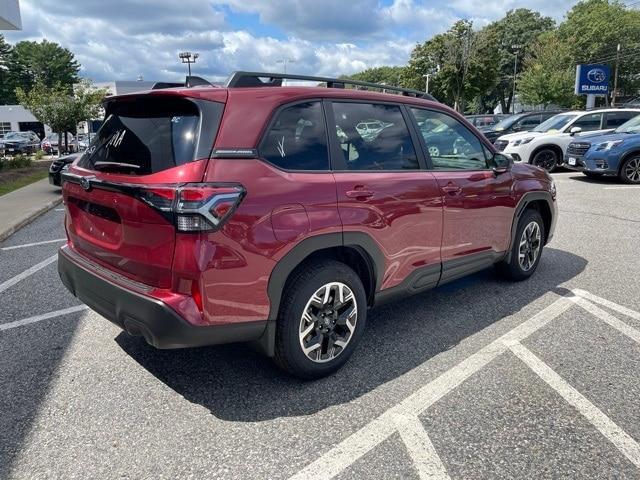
[0,0,21,30]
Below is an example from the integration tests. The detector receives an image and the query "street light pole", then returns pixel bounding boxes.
[277,58,296,74]
[422,74,431,94]
[612,43,621,107]
[179,51,199,77]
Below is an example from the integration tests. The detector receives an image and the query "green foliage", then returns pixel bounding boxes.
[34,149,45,160]
[484,9,555,112]
[558,0,640,97]
[344,66,406,86]
[518,33,579,108]
[0,37,80,105]
[402,20,499,112]
[16,80,107,152]
[0,154,32,170]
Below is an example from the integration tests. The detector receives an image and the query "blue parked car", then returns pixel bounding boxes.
[565,114,640,184]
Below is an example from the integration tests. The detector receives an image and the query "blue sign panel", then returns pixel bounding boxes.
[575,64,610,95]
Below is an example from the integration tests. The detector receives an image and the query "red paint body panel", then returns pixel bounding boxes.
[59,85,556,340]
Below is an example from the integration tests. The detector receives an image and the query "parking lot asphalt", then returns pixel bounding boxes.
[1,171,639,479]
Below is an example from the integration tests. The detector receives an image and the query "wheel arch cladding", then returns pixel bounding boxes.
[619,150,640,174]
[506,191,554,262]
[266,233,385,321]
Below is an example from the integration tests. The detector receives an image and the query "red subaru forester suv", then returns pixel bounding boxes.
[58,72,557,378]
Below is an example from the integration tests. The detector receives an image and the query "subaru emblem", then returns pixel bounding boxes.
[80,176,92,191]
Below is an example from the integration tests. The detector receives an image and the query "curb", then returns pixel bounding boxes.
[0,197,63,243]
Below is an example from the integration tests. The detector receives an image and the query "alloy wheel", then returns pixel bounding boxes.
[298,282,357,363]
[624,158,640,183]
[518,221,542,272]
[533,151,557,171]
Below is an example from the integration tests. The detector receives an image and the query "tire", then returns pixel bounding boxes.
[274,259,367,379]
[619,156,640,184]
[496,209,545,281]
[531,148,558,172]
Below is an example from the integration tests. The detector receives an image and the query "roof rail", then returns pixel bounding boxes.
[224,71,437,101]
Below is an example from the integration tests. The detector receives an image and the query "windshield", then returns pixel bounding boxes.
[4,132,28,140]
[532,114,577,133]
[616,115,640,134]
[492,115,523,131]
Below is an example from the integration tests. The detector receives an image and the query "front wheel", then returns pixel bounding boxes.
[274,260,367,379]
[619,156,640,184]
[531,149,558,172]
[496,209,545,281]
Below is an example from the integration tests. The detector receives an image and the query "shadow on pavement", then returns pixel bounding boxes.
[566,173,621,184]
[117,247,587,423]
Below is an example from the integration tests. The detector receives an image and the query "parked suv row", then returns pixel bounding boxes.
[495,108,640,171]
[58,72,557,378]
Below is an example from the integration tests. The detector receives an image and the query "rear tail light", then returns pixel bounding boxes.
[140,183,245,232]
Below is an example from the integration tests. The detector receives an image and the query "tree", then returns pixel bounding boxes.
[16,80,107,153]
[10,40,80,94]
[557,0,640,99]
[402,20,499,112]
[344,66,406,86]
[518,33,578,108]
[483,9,555,113]
[0,35,16,104]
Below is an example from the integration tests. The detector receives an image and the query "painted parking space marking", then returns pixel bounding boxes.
[603,186,640,190]
[510,342,640,468]
[0,254,57,294]
[0,305,88,332]
[291,291,640,479]
[1,238,66,251]
[290,295,575,480]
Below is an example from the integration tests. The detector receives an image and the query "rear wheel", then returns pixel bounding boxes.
[619,156,640,184]
[496,209,545,281]
[274,260,367,379]
[531,148,558,172]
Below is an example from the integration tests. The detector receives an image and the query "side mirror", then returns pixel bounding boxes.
[570,126,582,136]
[492,153,513,175]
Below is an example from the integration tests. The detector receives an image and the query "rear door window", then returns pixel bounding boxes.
[78,97,218,175]
[330,102,419,171]
[572,113,603,132]
[605,111,639,128]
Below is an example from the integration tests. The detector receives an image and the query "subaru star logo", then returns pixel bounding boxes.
[80,176,92,191]
[587,68,606,83]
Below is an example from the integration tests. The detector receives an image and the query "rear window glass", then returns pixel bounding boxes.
[78,98,203,175]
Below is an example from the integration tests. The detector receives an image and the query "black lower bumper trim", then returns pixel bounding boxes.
[58,248,267,349]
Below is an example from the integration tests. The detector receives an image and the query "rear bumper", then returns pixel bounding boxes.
[58,246,267,349]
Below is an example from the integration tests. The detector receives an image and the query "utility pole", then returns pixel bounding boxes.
[511,45,522,114]
[612,43,621,107]
[277,58,296,74]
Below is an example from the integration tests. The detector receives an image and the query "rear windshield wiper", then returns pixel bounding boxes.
[93,161,141,171]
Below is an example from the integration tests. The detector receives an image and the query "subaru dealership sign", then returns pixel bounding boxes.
[575,64,610,95]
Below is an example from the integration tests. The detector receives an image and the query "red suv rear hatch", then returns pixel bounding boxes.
[62,93,226,289]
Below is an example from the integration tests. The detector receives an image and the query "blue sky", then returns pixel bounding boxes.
[5,0,578,83]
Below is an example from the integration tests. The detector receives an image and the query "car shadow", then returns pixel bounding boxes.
[566,173,621,184]
[116,247,587,423]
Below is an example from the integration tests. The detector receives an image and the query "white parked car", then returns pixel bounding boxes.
[494,108,640,171]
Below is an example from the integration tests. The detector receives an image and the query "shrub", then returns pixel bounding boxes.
[5,154,32,169]
[34,149,45,160]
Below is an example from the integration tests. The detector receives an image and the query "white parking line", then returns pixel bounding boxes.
[510,342,640,468]
[603,186,640,190]
[570,295,640,345]
[1,238,66,251]
[0,254,57,294]
[0,305,88,332]
[573,289,640,322]
[394,414,450,479]
[289,295,574,480]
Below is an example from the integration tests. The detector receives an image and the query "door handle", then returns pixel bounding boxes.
[442,184,462,195]
[346,189,375,199]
